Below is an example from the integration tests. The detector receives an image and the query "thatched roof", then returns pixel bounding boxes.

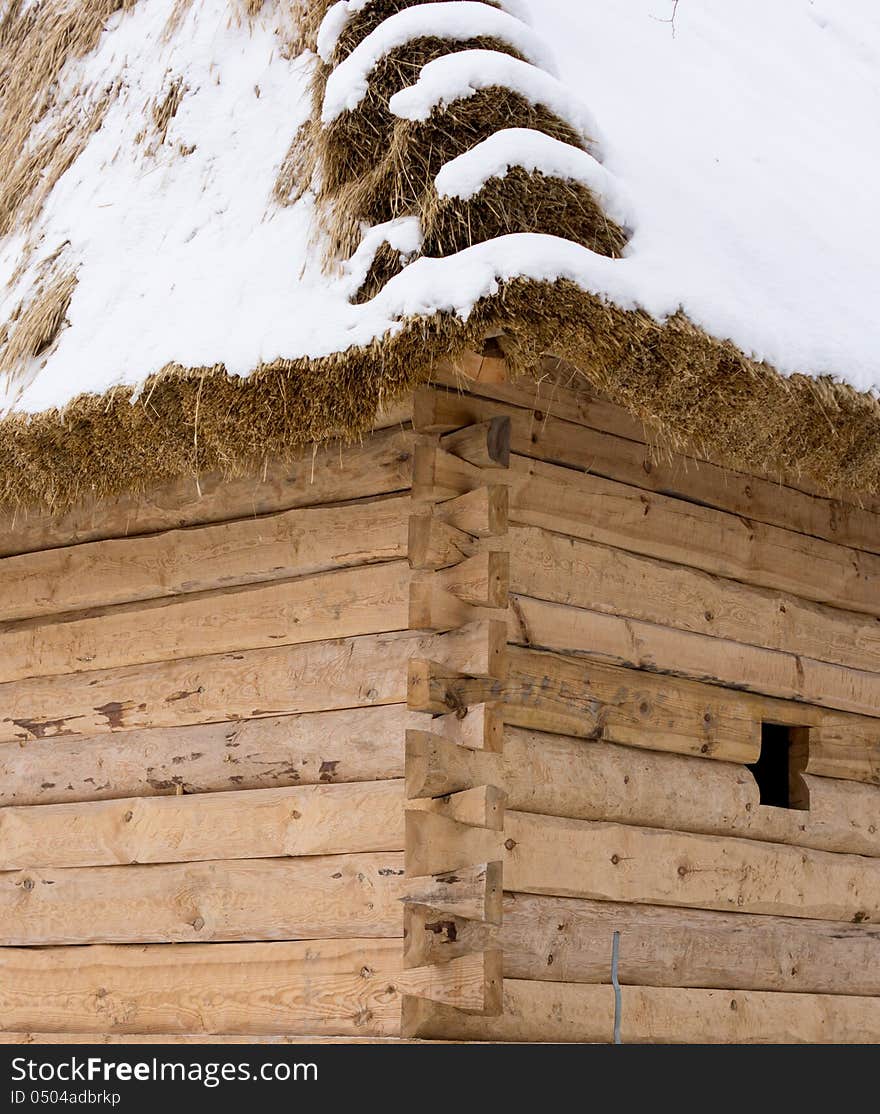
[1,0,879,511]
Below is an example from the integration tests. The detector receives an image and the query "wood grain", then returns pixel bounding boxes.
[0,780,405,870]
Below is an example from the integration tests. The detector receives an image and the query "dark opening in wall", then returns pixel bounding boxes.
[748,724,810,810]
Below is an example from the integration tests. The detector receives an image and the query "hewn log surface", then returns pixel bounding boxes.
[405,980,880,1044]
[0,561,412,684]
[0,705,414,807]
[0,425,415,560]
[503,454,880,616]
[499,893,880,996]
[0,781,405,870]
[508,525,880,677]
[0,939,404,1037]
[503,811,880,922]
[0,495,410,622]
[0,623,496,743]
[0,939,485,1036]
[415,387,880,554]
[409,729,880,856]
[509,595,880,719]
[0,853,406,946]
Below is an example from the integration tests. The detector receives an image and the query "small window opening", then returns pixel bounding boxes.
[748,724,810,810]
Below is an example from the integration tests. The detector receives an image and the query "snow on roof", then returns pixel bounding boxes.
[1,0,879,508]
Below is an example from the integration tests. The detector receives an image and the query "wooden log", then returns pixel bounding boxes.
[0,622,497,743]
[435,485,508,537]
[510,595,880,719]
[503,811,880,922]
[404,979,880,1044]
[441,418,511,469]
[0,780,405,870]
[430,702,504,753]
[503,458,880,618]
[413,388,880,555]
[403,904,496,968]
[0,561,412,685]
[508,524,880,677]
[509,646,760,761]
[431,367,880,525]
[0,495,411,623]
[0,852,406,946]
[401,952,500,1014]
[430,363,649,443]
[408,515,475,570]
[0,426,416,560]
[0,704,414,808]
[406,728,880,857]
[405,812,505,879]
[500,893,880,996]
[404,862,503,924]
[809,723,880,785]
[408,786,506,830]
[0,938,479,1037]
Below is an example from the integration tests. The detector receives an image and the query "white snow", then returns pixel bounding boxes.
[321,2,555,122]
[2,0,880,417]
[339,215,423,297]
[434,127,630,226]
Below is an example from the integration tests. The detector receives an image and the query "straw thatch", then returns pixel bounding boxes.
[1,0,880,513]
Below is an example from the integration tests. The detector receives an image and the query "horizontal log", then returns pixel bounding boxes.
[404,980,880,1043]
[0,853,406,946]
[429,363,650,444]
[414,387,880,554]
[0,561,412,684]
[504,457,880,619]
[0,622,496,743]
[0,426,416,559]
[0,780,405,870]
[500,893,880,996]
[0,938,483,1037]
[509,525,880,677]
[0,704,414,807]
[503,810,880,922]
[432,366,880,520]
[405,812,504,879]
[404,862,503,924]
[507,646,759,761]
[0,495,410,623]
[510,595,880,719]
[808,722,880,785]
[408,729,880,857]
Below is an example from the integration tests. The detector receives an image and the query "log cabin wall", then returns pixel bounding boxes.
[2,364,880,1044]
[404,367,880,1044]
[0,413,492,1042]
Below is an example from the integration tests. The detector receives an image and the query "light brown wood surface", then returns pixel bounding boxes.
[503,810,880,921]
[508,525,880,677]
[0,561,412,684]
[0,495,410,622]
[0,704,414,807]
[509,595,880,718]
[409,728,880,856]
[0,623,495,743]
[499,893,880,996]
[0,938,484,1036]
[405,979,880,1043]
[415,387,880,554]
[0,425,415,559]
[0,852,406,946]
[503,456,880,617]
[0,780,405,870]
